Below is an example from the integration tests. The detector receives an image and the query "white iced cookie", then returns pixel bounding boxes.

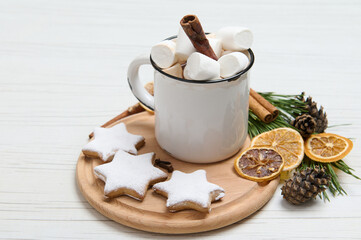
[218,52,249,78]
[94,151,168,200]
[151,40,177,68]
[82,123,145,162]
[175,27,196,63]
[153,170,225,213]
[217,26,253,51]
[208,38,222,59]
[163,63,183,78]
[183,52,220,80]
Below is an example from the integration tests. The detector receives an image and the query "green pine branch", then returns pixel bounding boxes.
[247,92,359,200]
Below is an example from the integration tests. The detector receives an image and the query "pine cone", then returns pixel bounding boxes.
[304,96,328,133]
[281,167,330,205]
[291,114,316,138]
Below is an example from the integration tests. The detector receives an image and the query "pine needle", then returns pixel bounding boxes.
[248,91,360,201]
[328,123,352,128]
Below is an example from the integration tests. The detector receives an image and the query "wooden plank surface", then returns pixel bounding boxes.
[0,0,360,239]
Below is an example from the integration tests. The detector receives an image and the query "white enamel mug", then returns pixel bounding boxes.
[128,36,254,163]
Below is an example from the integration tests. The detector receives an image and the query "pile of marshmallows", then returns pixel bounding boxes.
[151,26,253,81]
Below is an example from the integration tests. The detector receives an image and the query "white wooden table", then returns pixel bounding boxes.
[1,0,360,239]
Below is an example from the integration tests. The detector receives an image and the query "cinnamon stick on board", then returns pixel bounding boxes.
[88,103,145,139]
[180,15,218,60]
[250,88,279,120]
[88,82,156,138]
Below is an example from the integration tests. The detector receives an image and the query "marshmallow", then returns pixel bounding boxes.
[218,52,249,78]
[163,63,183,78]
[175,27,196,63]
[184,52,220,80]
[208,38,222,59]
[151,40,177,68]
[183,67,191,80]
[184,67,221,80]
[217,26,253,51]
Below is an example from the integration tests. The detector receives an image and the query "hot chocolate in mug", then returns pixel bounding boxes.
[128,36,254,163]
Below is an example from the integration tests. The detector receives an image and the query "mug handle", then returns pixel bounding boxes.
[127,53,155,111]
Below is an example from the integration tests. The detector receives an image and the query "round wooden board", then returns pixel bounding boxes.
[76,112,280,234]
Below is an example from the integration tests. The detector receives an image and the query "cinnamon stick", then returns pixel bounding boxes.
[180,15,218,60]
[249,95,273,123]
[250,88,279,120]
[88,103,145,139]
[88,82,156,138]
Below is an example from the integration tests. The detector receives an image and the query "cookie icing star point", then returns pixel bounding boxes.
[94,151,168,200]
[82,123,145,162]
[153,169,225,213]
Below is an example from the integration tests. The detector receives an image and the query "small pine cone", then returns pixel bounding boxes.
[291,114,316,138]
[304,97,328,133]
[281,167,331,205]
[314,106,328,133]
[297,92,306,101]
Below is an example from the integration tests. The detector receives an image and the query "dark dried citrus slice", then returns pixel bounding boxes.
[234,147,284,182]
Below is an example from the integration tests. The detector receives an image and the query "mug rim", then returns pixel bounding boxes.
[150,35,255,84]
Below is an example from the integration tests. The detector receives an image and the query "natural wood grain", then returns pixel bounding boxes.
[77,112,279,234]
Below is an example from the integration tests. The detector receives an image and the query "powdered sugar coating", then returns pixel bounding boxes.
[82,123,144,162]
[94,151,168,200]
[153,170,225,212]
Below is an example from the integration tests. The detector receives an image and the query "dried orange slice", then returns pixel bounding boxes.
[234,147,284,182]
[250,128,304,171]
[304,133,353,163]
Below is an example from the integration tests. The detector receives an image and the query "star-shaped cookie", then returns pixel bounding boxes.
[94,150,168,200]
[82,123,145,162]
[153,170,225,213]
